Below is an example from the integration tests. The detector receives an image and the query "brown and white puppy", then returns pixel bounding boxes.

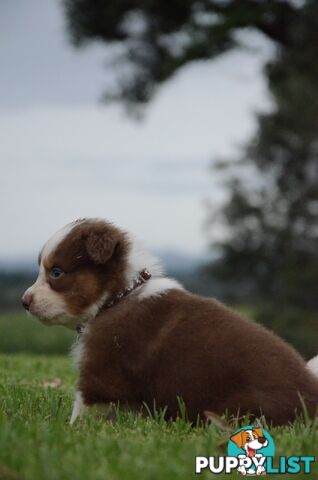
[22,218,318,426]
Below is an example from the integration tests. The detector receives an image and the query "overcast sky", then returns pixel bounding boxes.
[0,0,273,263]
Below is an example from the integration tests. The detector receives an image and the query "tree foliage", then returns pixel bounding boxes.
[211,1,318,310]
[64,0,318,314]
[63,0,297,105]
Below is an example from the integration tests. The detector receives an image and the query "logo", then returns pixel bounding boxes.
[195,426,315,475]
[228,426,274,475]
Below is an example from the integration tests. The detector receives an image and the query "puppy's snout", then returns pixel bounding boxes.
[258,436,267,444]
[22,292,33,311]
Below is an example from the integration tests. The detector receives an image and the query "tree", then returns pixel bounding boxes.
[211,1,318,309]
[63,0,297,107]
[63,1,318,354]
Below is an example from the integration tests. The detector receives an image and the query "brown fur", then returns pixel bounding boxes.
[78,290,318,425]
[24,219,318,425]
[45,220,131,315]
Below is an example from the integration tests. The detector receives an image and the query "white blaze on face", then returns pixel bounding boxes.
[24,222,77,327]
[40,222,75,263]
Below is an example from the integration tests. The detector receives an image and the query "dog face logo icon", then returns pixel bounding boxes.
[228,426,275,476]
[231,428,268,458]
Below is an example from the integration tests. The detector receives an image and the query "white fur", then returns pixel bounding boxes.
[23,262,75,326]
[71,337,86,370]
[69,326,90,424]
[307,355,318,378]
[23,220,108,328]
[41,222,75,263]
[138,277,183,300]
[25,222,183,325]
[71,324,90,368]
[125,235,163,283]
[125,234,183,300]
[83,291,109,320]
[23,222,79,326]
[24,219,186,425]
[70,390,85,425]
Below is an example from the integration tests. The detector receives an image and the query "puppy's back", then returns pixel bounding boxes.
[82,289,318,425]
[136,290,318,424]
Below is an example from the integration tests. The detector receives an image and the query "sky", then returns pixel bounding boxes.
[0,0,273,264]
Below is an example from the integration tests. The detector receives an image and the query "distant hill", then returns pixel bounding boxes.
[0,249,210,275]
[0,258,37,273]
[153,249,207,275]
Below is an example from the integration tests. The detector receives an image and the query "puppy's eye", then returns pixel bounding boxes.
[49,267,64,279]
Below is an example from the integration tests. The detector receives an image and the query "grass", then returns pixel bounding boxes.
[0,312,74,355]
[1,355,318,480]
[0,313,318,479]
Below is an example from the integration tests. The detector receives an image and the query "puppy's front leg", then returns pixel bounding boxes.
[69,392,116,424]
[70,390,85,425]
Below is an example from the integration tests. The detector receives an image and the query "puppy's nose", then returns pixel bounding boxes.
[22,292,33,311]
[258,436,267,444]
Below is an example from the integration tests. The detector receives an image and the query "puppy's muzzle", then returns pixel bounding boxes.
[22,292,33,311]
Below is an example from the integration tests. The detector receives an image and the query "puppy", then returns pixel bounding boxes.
[22,218,318,425]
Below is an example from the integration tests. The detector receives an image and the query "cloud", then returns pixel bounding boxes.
[0,0,272,260]
[0,0,107,108]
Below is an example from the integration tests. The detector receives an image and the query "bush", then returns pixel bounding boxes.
[255,304,318,360]
[0,312,74,355]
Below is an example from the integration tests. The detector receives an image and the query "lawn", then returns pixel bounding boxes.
[0,313,318,479]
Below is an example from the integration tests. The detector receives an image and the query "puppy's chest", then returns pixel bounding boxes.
[73,318,150,375]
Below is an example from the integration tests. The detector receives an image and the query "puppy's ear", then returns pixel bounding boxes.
[85,232,118,264]
[230,431,244,448]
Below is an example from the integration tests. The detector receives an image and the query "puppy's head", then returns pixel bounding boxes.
[22,218,130,328]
